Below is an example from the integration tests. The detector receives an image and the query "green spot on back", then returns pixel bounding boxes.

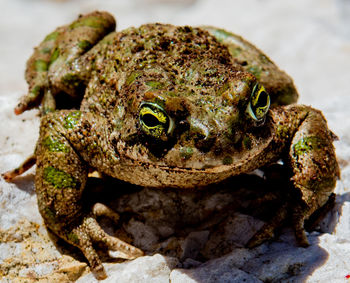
[35,59,48,72]
[44,31,60,42]
[64,111,81,129]
[69,16,105,29]
[43,136,69,152]
[50,48,60,64]
[43,166,79,189]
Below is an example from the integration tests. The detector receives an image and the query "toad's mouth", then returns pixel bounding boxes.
[113,158,260,188]
[124,153,259,173]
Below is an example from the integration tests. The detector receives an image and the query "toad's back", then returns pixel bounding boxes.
[80,24,242,116]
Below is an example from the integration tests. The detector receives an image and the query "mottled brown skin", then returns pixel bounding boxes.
[3,11,339,279]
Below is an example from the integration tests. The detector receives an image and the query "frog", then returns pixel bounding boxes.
[3,11,339,279]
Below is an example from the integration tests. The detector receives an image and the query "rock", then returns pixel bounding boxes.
[201,213,265,259]
[170,253,262,283]
[0,218,90,282]
[180,230,210,261]
[77,254,180,283]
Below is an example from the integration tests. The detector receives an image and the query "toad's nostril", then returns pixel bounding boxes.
[189,117,216,152]
[194,135,216,152]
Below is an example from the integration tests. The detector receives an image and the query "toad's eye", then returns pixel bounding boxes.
[139,102,174,138]
[247,84,270,122]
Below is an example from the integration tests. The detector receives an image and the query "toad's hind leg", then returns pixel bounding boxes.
[35,112,143,279]
[15,11,116,115]
[249,106,339,248]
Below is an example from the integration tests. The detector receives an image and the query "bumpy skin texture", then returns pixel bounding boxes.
[4,11,339,279]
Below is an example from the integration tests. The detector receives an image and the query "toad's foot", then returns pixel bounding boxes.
[2,154,36,181]
[92,202,120,223]
[66,215,144,280]
[246,201,311,248]
[246,202,289,248]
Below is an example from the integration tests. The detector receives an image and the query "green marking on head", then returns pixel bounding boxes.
[44,31,60,42]
[43,166,79,189]
[64,111,82,129]
[69,16,106,29]
[35,59,48,72]
[43,136,69,152]
[293,136,325,156]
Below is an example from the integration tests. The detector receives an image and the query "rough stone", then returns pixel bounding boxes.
[77,254,180,283]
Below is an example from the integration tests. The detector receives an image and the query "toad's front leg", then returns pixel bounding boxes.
[248,105,339,247]
[35,111,143,279]
[15,11,116,115]
[287,106,339,246]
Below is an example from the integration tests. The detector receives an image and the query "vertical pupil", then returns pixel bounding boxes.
[255,91,268,109]
[142,113,159,127]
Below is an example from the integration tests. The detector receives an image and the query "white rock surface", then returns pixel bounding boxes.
[1,0,350,282]
[77,254,180,283]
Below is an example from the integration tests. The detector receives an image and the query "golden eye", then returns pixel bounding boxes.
[247,84,270,122]
[139,102,174,138]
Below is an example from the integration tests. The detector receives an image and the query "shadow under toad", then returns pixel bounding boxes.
[67,168,347,282]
